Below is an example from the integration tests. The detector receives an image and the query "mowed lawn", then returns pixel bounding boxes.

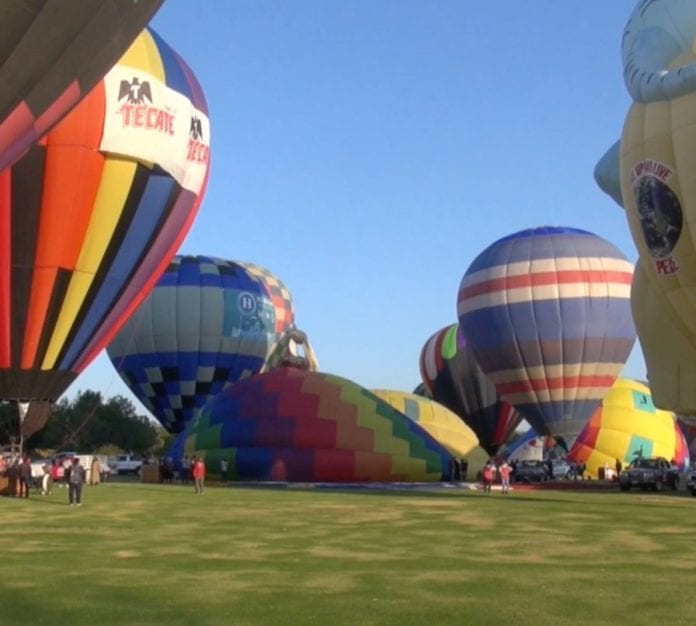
[1,481,695,626]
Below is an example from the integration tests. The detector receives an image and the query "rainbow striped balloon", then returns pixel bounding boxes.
[167,369,452,482]
[457,227,636,445]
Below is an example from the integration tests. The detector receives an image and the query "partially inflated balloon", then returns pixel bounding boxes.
[0,28,210,437]
[569,379,690,477]
[167,369,452,482]
[457,227,636,447]
[371,390,479,458]
[107,256,286,433]
[419,323,520,456]
[0,1,163,170]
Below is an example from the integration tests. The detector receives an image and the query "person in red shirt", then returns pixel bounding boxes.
[192,456,206,495]
[482,461,496,494]
[498,461,512,494]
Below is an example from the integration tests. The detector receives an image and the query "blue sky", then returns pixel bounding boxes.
[67,0,644,412]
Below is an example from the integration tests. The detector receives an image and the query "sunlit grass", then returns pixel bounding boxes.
[1,481,695,625]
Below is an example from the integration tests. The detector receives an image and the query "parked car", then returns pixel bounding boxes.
[618,457,679,492]
[549,459,573,480]
[513,460,548,483]
[686,470,696,496]
[110,454,143,476]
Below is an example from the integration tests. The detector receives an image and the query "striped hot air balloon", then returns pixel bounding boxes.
[457,227,636,448]
[0,28,210,437]
[419,323,520,456]
[107,256,293,434]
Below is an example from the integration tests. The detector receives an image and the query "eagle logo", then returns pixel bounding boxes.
[190,116,203,140]
[118,77,153,105]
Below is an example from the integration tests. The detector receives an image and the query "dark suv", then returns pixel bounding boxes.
[513,460,548,483]
[618,457,679,492]
[686,470,696,496]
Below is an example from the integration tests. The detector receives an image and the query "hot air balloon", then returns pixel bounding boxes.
[568,379,690,478]
[0,0,164,171]
[370,389,479,459]
[0,28,211,438]
[167,369,452,483]
[618,30,696,414]
[419,323,521,457]
[106,256,292,434]
[457,227,636,449]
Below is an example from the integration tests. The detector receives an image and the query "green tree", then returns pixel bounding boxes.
[7,391,164,456]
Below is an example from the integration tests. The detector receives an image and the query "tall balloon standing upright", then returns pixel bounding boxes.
[0,0,164,171]
[457,227,636,448]
[419,323,520,456]
[617,1,696,414]
[0,28,211,437]
[107,256,293,434]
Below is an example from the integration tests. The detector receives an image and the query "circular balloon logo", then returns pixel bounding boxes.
[633,169,683,259]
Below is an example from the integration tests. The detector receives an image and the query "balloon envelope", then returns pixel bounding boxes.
[620,47,696,414]
[371,389,479,459]
[107,256,291,433]
[0,0,163,170]
[419,323,521,457]
[167,369,452,482]
[568,379,690,477]
[457,227,636,445]
[0,28,210,406]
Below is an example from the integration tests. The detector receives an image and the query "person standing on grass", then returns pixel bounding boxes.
[90,456,101,486]
[220,458,228,484]
[68,458,85,506]
[482,460,495,494]
[192,456,206,495]
[18,456,32,498]
[41,464,52,495]
[498,460,512,494]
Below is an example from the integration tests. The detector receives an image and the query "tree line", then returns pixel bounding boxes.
[0,390,171,456]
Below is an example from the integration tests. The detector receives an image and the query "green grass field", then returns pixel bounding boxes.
[1,481,695,625]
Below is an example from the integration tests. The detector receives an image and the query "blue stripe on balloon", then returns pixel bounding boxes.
[467,231,628,274]
[147,28,194,101]
[235,447,275,479]
[220,418,259,448]
[461,298,634,347]
[60,173,177,369]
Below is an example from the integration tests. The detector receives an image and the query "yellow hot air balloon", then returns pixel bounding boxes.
[620,45,696,414]
[371,390,479,459]
[568,379,689,480]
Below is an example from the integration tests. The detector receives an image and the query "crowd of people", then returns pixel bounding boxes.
[0,452,103,504]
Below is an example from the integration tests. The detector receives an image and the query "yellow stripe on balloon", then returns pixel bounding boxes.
[117,29,165,81]
[41,158,137,368]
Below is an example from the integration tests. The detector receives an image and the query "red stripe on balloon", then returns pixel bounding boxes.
[459,269,633,299]
[496,375,618,394]
[34,80,81,137]
[0,170,11,367]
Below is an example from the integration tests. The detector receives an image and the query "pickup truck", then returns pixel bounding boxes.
[618,457,679,492]
[110,454,143,476]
